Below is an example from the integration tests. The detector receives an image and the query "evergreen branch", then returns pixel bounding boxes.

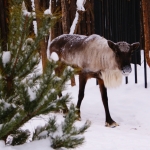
[36,94,71,115]
[0,110,26,140]
[50,104,91,149]
[11,16,32,72]
[32,126,49,140]
[10,130,30,146]
[51,135,85,149]
[17,54,40,79]
[62,104,77,134]
[0,100,17,124]
[32,117,57,141]
[14,48,39,77]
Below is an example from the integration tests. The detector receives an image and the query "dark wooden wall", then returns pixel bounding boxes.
[94,0,141,65]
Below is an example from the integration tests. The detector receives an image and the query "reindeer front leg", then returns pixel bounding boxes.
[98,79,119,127]
[76,72,88,120]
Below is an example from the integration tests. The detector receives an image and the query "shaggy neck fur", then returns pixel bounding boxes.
[100,69,122,88]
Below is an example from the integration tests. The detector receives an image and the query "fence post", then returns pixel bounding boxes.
[144,50,147,88]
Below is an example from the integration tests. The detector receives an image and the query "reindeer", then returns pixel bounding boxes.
[49,34,140,127]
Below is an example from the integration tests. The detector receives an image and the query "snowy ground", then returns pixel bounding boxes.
[1,51,150,150]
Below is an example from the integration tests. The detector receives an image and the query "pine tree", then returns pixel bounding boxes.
[32,104,91,149]
[0,0,90,148]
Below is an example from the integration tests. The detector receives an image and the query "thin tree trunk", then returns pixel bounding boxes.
[0,0,13,97]
[24,0,32,11]
[70,0,87,35]
[61,0,70,33]
[61,0,76,86]
[90,0,95,34]
[50,0,57,40]
[24,0,34,37]
[0,0,8,51]
[85,0,95,35]
[70,0,76,23]
[141,0,150,67]
[34,0,48,71]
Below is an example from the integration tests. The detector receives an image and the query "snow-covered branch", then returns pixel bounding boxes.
[69,0,86,34]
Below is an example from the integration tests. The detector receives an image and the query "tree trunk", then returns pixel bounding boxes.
[0,0,8,51]
[24,0,32,11]
[61,0,76,86]
[0,0,14,97]
[34,0,48,71]
[61,0,70,33]
[24,0,35,37]
[70,0,87,35]
[141,0,150,67]
[50,0,57,40]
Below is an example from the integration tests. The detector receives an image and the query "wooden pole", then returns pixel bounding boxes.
[24,0,35,37]
[61,0,70,33]
[34,0,48,71]
[61,0,76,86]
[141,0,150,67]
[0,0,8,51]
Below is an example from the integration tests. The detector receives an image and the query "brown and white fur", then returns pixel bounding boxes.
[49,34,140,127]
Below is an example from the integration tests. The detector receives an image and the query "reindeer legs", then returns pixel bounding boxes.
[98,79,119,127]
[76,72,88,120]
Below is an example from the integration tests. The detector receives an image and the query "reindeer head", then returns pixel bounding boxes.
[107,40,140,76]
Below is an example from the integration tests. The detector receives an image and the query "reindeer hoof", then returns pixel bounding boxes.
[105,122,119,128]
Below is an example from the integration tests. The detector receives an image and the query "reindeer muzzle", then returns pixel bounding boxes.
[122,66,132,76]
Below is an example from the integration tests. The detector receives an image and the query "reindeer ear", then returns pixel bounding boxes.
[131,42,140,51]
[107,40,116,51]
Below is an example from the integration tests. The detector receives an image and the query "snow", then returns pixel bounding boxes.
[50,52,59,61]
[2,51,11,67]
[44,9,51,15]
[47,36,51,59]
[28,87,36,101]
[31,0,35,11]
[44,0,52,15]
[1,51,150,149]
[76,0,86,11]
[0,99,11,110]
[66,66,74,72]
[33,21,37,36]
[69,0,86,34]
[22,1,32,17]
[69,12,79,34]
